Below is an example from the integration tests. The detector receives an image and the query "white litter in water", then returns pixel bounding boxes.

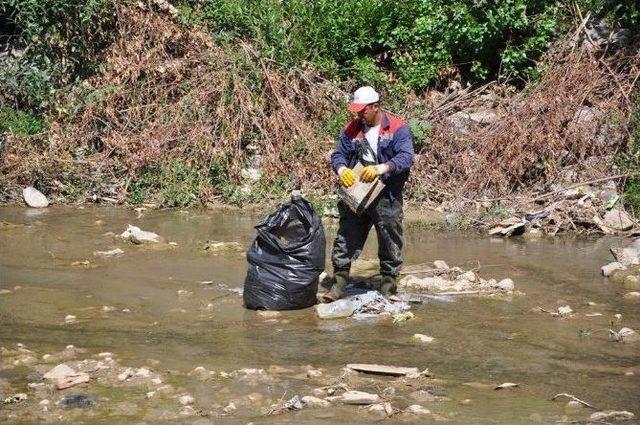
[350,291,411,319]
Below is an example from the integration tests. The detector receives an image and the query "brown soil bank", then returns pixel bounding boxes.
[1,4,639,234]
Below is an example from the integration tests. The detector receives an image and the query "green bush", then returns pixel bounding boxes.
[0,106,44,135]
[128,161,201,208]
[619,93,640,215]
[0,0,116,111]
[180,0,638,91]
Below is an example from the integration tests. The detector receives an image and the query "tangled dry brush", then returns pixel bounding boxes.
[2,4,344,202]
[416,37,639,203]
[1,4,638,206]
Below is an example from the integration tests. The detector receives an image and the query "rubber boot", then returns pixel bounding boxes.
[322,271,349,303]
[379,275,398,297]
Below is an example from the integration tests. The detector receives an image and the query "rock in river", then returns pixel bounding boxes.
[589,411,635,422]
[340,390,380,405]
[120,225,161,244]
[602,262,626,277]
[406,404,431,415]
[301,396,330,408]
[44,364,90,389]
[412,334,435,343]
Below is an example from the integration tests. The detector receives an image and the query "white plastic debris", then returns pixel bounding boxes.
[23,187,49,208]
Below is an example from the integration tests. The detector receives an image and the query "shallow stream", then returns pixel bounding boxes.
[1,206,638,424]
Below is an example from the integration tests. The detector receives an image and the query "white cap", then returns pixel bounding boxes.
[348,86,380,112]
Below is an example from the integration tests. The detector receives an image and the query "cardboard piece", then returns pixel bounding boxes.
[338,163,385,215]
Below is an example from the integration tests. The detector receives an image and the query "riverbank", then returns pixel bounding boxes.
[2,3,639,229]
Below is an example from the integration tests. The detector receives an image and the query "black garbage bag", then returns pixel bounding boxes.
[243,195,326,310]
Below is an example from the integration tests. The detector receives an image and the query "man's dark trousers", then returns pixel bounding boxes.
[331,191,403,278]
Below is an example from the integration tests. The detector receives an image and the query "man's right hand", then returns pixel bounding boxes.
[339,168,356,188]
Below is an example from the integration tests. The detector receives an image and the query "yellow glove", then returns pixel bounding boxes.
[339,168,356,188]
[360,163,391,183]
[360,166,378,183]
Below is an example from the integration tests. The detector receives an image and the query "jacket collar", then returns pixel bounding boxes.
[380,111,391,130]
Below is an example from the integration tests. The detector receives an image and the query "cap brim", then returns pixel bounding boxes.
[348,102,367,113]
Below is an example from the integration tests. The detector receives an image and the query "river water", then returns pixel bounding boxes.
[1,206,638,424]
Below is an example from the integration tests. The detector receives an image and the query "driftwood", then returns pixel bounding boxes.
[346,364,419,377]
[551,393,597,410]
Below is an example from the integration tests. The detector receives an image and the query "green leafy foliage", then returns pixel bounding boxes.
[180,0,638,91]
[0,106,44,135]
[409,118,431,153]
[0,0,115,111]
[618,93,640,215]
[128,161,201,208]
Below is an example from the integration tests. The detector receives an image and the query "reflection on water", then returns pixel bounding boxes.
[1,206,638,424]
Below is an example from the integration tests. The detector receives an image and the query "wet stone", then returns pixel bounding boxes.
[223,401,237,413]
[623,275,640,290]
[3,393,27,404]
[60,394,95,408]
[412,334,435,343]
[306,368,323,378]
[257,311,280,319]
[179,394,195,405]
[433,260,449,270]
[495,278,515,291]
[120,224,161,244]
[301,395,329,408]
[26,371,44,383]
[623,291,640,300]
[589,410,635,422]
[340,390,380,405]
[602,262,626,277]
[406,404,431,415]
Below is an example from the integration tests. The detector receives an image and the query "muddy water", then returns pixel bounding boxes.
[1,205,638,424]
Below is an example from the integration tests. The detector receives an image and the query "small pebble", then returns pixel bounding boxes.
[223,402,237,413]
[136,367,151,377]
[412,333,435,343]
[179,394,194,406]
[306,369,323,378]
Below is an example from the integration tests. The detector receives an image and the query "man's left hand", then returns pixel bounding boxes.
[360,164,390,183]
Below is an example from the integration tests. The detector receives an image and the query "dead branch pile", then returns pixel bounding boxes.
[1,4,343,202]
[1,4,637,215]
[411,37,639,203]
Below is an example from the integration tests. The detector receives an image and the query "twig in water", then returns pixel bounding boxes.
[551,393,597,410]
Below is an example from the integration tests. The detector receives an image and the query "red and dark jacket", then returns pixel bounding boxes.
[331,111,414,199]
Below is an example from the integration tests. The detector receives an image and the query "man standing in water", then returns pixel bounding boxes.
[322,86,415,302]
